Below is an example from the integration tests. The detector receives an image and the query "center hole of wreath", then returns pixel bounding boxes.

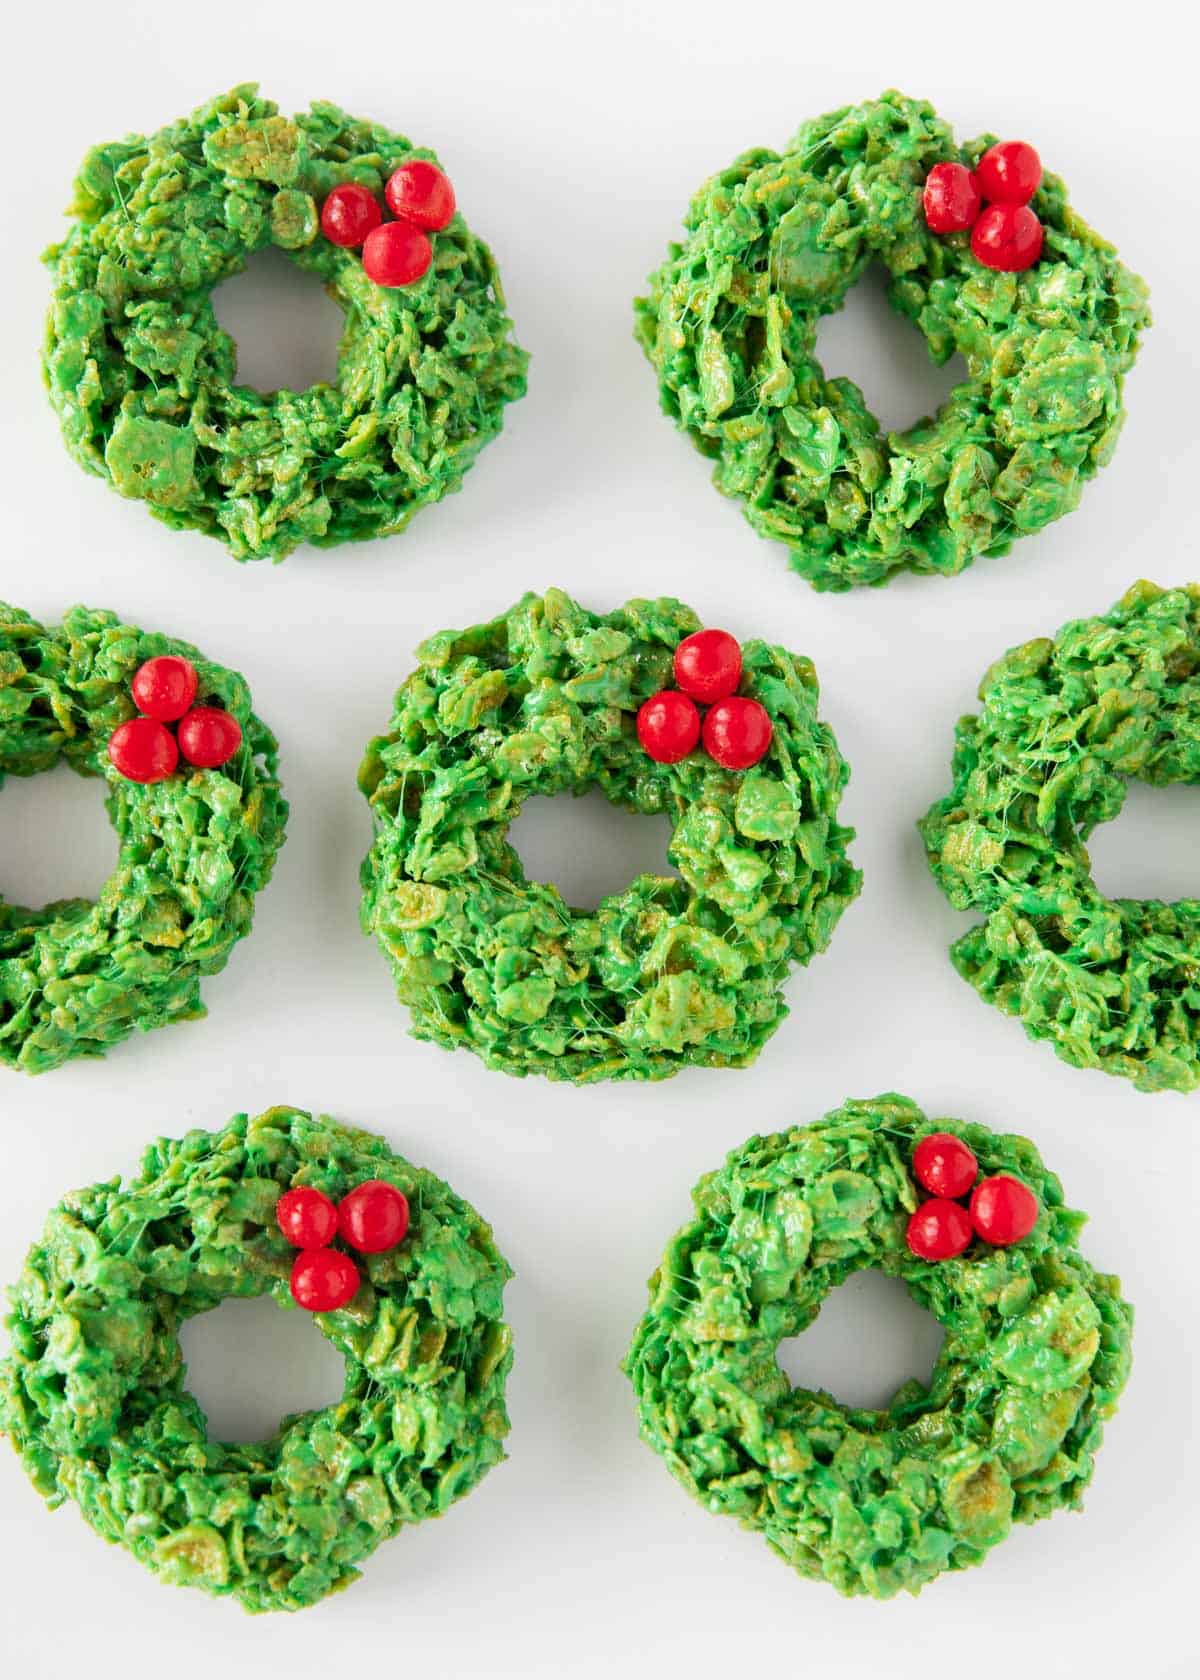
[816,265,967,435]
[0,765,115,911]
[179,1297,345,1444]
[212,248,345,395]
[508,788,679,911]
[776,1271,944,1411]
[1087,782,1200,903]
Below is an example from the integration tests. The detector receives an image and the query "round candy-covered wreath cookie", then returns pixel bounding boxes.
[921,580,1200,1093]
[43,85,528,561]
[636,90,1149,591]
[0,603,286,1073]
[359,589,861,1082]
[625,1093,1132,1599]
[0,1107,514,1613]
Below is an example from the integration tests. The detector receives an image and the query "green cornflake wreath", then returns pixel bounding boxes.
[358,588,861,1083]
[624,1093,1132,1600]
[0,1107,514,1614]
[920,580,1200,1094]
[0,603,286,1073]
[635,90,1150,592]
[43,85,529,562]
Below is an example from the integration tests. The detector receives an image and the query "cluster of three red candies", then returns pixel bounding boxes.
[276,1180,411,1311]
[320,159,456,288]
[906,1132,1040,1261]
[637,629,774,770]
[923,138,1045,272]
[108,655,242,783]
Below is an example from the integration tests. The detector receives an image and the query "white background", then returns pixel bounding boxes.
[1,3,1196,1676]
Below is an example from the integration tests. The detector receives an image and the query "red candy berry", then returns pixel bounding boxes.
[338,1180,410,1254]
[971,203,1043,272]
[975,141,1041,206]
[290,1247,360,1312]
[703,697,772,770]
[275,1187,338,1250]
[131,655,198,723]
[970,1175,1039,1246]
[384,160,456,231]
[320,182,383,249]
[913,1133,978,1201]
[673,629,742,703]
[922,162,982,233]
[907,1198,973,1261]
[176,707,242,769]
[108,717,179,783]
[362,219,433,287]
[637,691,701,763]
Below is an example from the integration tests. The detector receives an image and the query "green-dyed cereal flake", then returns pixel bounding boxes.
[104,414,198,508]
